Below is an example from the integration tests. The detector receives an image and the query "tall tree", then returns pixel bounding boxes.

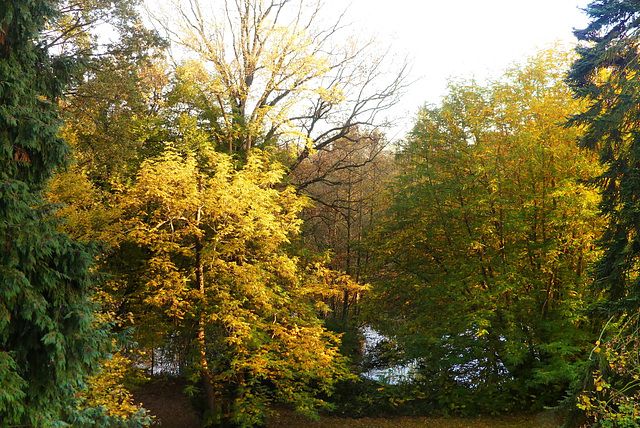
[366,49,603,414]
[149,0,407,167]
[292,128,393,322]
[51,0,168,188]
[118,147,349,426]
[0,1,106,425]
[41,3,169,425]
[565,2,640,424]
[567,0,640,314]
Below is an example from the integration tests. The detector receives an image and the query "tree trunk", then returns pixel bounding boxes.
[195,176,218,416]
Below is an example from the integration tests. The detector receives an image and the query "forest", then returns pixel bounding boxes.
[3,0,640,427]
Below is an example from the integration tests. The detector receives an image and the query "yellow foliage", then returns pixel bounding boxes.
[46,169,123,247]
[120,147,353,424]
[78,351,151,421]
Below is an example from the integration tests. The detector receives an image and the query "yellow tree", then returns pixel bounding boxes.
[148,0,407,164]
[121,147,349,426]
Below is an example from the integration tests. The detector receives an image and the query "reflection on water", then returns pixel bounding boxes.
[360,326,416,384]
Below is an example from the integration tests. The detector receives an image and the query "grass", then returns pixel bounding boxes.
[266,409,562,428]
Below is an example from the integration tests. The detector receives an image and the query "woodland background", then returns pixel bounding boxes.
[3,1,640,427]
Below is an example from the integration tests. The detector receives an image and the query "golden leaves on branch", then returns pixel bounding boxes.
[119,145,353,421]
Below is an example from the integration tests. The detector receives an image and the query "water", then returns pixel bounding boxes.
[360,326,416,384]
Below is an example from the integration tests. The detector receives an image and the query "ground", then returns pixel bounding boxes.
[132,377,201,428]
[266,409,562,427]
[132,378,564,427]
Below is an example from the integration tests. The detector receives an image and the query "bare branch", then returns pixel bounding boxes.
[145,0,409,157]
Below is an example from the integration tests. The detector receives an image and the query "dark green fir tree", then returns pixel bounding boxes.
[0,1,107,425]
[564,3,640,425]
[567,0,640,314]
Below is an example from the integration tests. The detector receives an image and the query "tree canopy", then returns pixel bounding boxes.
[108,147,350,426]
[5,0,632,425]
[149,0,407,168]
[565,1,640,424]
[365,49,603,414]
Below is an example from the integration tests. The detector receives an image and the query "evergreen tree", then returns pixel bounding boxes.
[567,0,640,313]
[565,2,640,424]
[0,1,106,425]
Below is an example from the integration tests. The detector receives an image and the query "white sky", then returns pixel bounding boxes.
[327,0,593,139]
[143,0,594,141]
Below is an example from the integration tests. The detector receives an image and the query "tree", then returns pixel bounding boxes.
[39,3,171,425]
[50,0,168,189]
[365,49,603,414]
[0,1,107,425]
[118,147,350,426]
[291,128,393,322]
[148,0,407,167]
[567,0,640,314]
[565,2,640,424]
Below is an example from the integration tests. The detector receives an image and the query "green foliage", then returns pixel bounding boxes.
[0,2,113,425]
[162,60,227,153]
[0,1,70,189]
[567,1,640,313]
[328,378,436,418]
[365,48,603,414]
[577,313,640,427]
[330,371,516,419]
[323,317,366,368]
[565,2,640,423]
[42,4,170,424]
[57,1,168,189]
[0,181,108,426]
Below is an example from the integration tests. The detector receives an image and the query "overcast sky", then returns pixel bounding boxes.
[328,0,593,139]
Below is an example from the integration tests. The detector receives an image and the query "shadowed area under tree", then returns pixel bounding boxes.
[132,377,201,428]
